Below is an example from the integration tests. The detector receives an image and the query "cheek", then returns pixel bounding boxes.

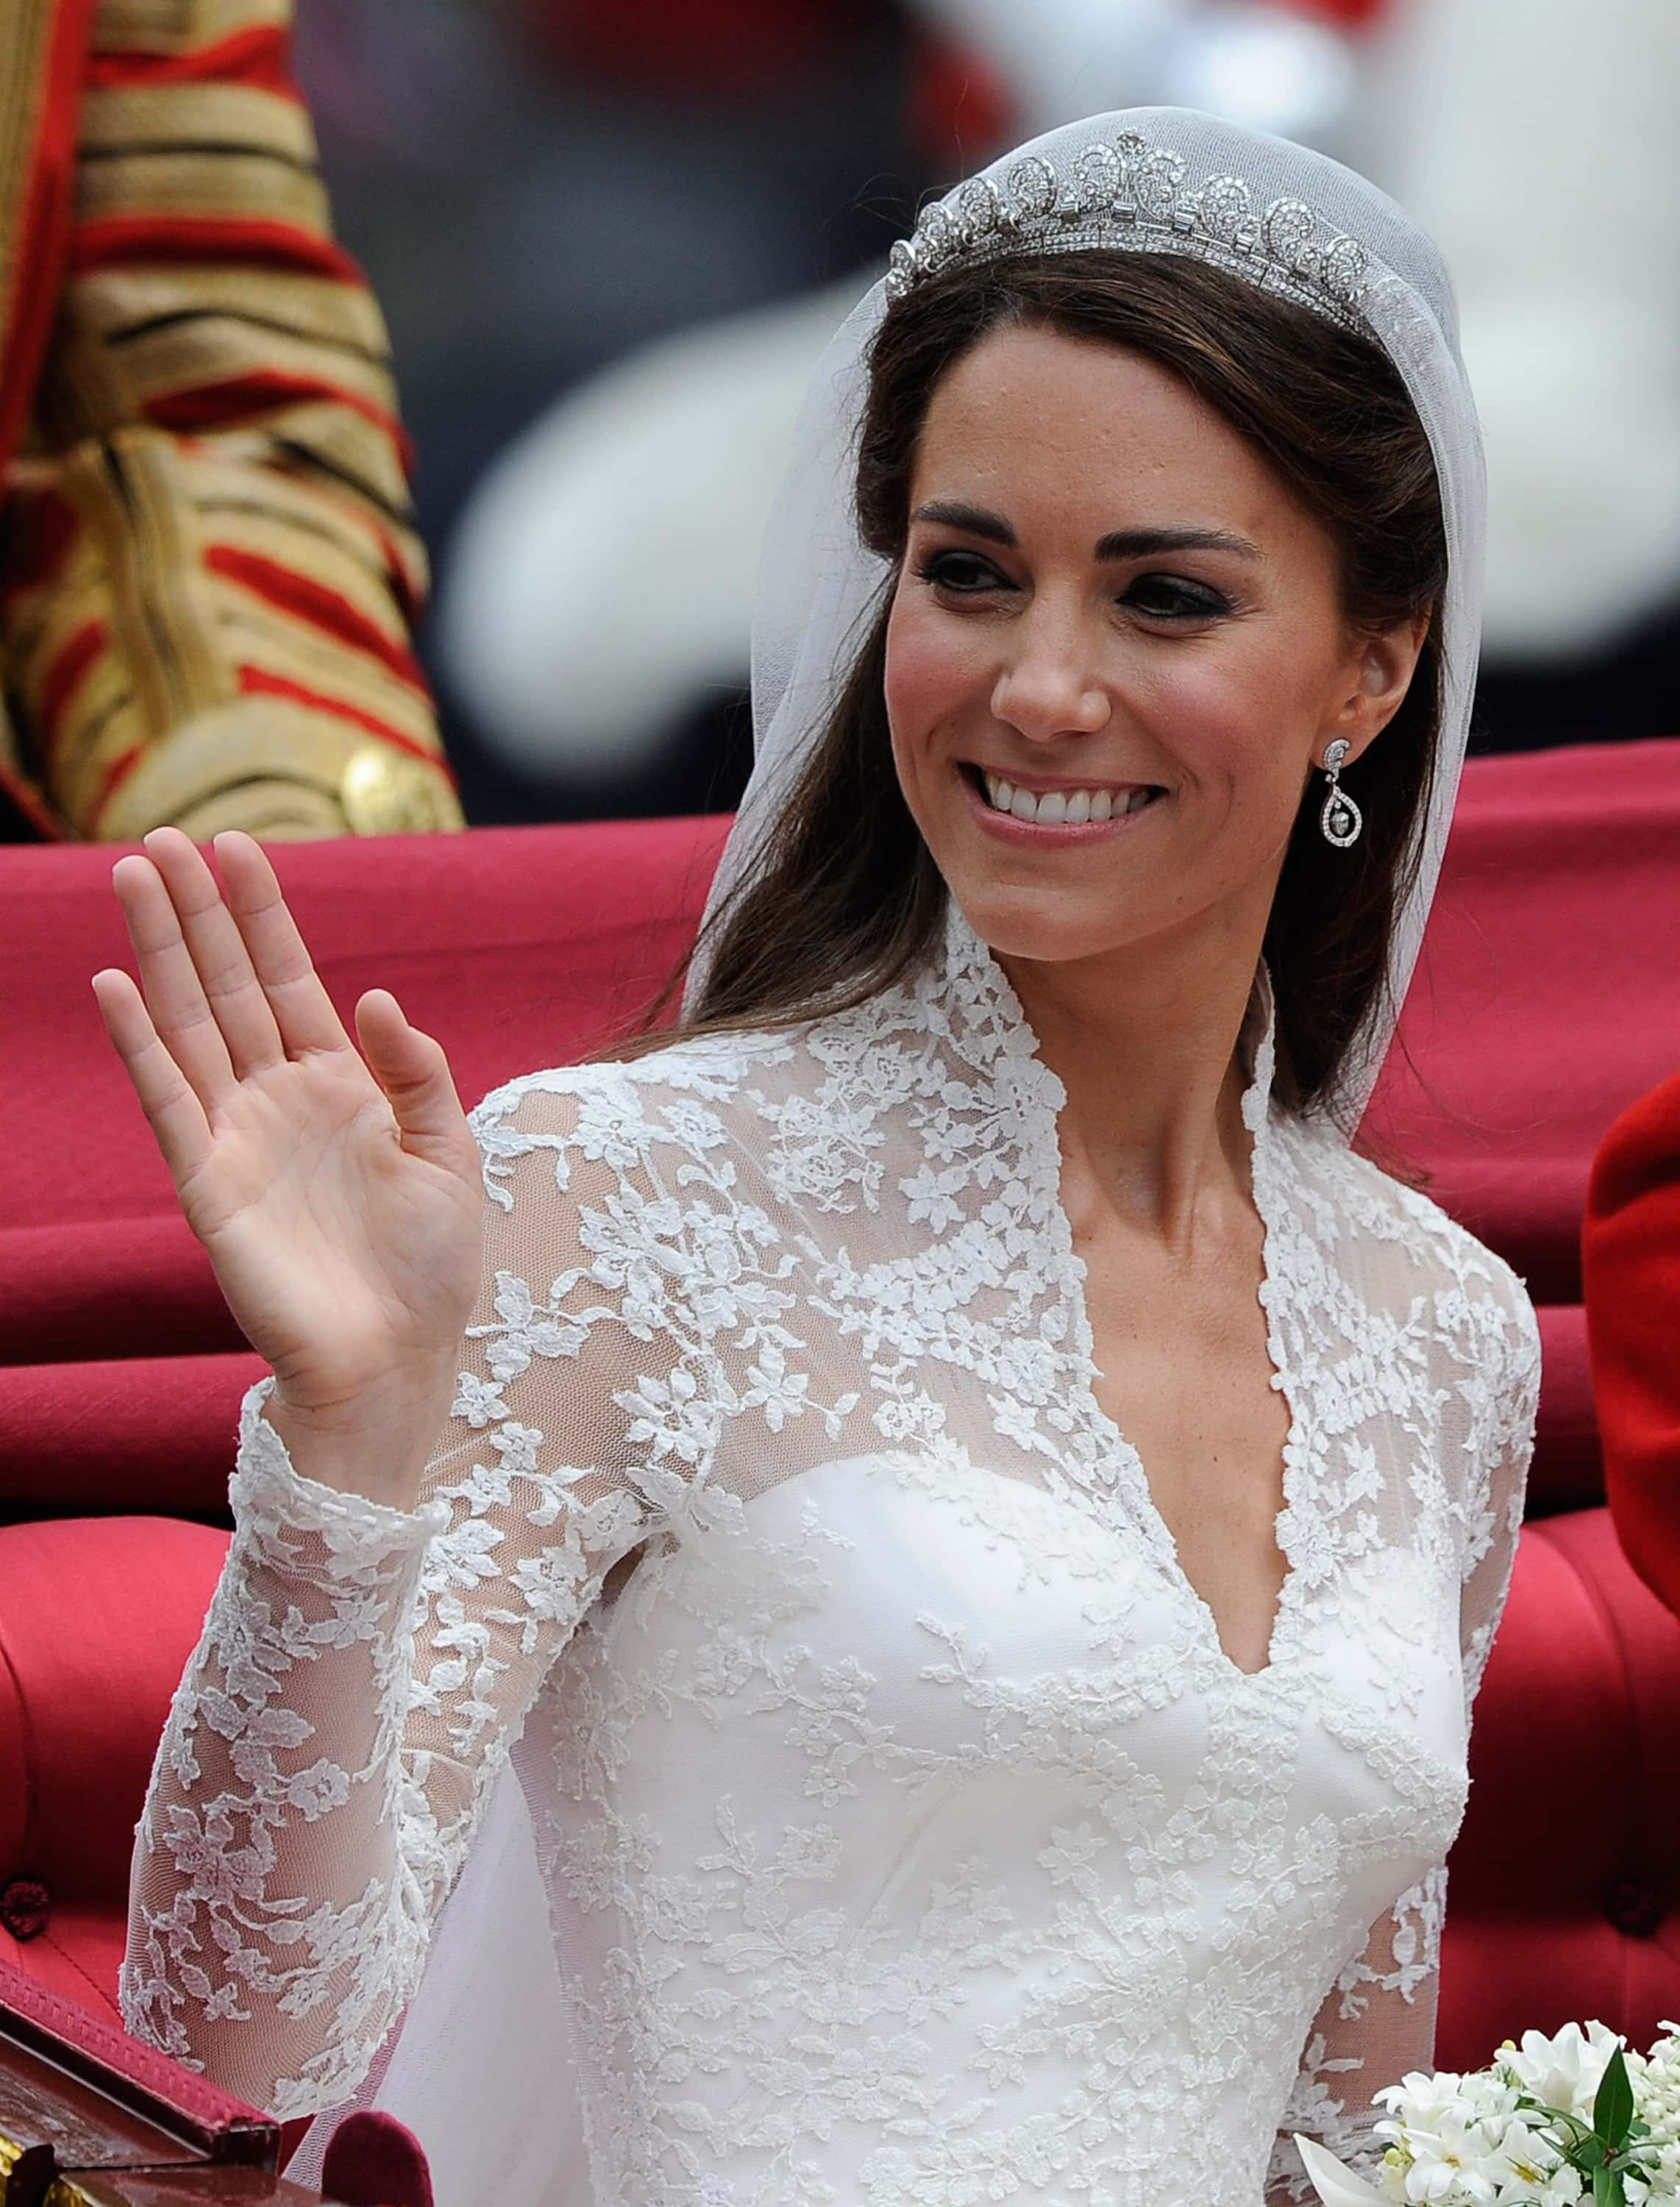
[1139,636,1331,799]
[884,595,988,759]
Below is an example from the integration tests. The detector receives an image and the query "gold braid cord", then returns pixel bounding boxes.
[0,0,465,839]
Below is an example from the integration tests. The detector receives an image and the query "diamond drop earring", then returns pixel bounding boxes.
[1318,739,1363,847]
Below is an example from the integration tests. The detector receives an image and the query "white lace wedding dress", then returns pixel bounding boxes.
[121,906,1540,2207]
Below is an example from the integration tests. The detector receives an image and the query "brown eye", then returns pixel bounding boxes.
[916,550,1012,594]
[1125,575,1231,619]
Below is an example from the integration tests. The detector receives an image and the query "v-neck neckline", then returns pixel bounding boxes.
[936,903,1310,1688]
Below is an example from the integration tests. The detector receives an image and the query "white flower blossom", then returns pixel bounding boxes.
[1498,2022,1627,2123]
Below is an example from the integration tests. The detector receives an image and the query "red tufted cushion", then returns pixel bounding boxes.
[0,814,727,1267]
[1,758,1677,2092]
[0,1516,230,1911]
[0,1897,127,2024]
[1439,1506,1680,2067]
[1370,738,1680,1305]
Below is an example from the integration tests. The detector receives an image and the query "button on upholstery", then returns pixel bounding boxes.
[0,1877,50,1940]
[1605,1878,1663,1938]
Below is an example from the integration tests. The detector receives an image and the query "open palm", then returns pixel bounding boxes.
[93,828,484,1463]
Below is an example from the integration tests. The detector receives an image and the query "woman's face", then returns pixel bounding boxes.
[885,322,1424,972]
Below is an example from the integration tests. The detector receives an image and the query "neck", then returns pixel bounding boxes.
[991,900,1270,1250]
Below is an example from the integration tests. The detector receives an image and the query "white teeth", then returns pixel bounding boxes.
[979,771,1153,824]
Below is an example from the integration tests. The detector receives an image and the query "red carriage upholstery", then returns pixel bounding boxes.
[2,744,1678,2072]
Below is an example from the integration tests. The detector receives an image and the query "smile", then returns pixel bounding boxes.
[962,764,1165,836]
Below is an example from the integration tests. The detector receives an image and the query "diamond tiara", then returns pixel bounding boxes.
[884,132,1372,333]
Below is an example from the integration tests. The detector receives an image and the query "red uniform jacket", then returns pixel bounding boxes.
[0,0,463,840]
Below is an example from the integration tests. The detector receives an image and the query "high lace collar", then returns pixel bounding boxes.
[929,895,1281,1156]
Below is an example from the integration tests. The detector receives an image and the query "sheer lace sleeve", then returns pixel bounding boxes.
[1266,1261,1541,2204]
[120,1067,732,2119]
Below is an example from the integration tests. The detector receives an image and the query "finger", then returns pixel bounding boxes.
[355,992,471,1164]
[212,831,355,1059]
[92,966,214,1187]
[110,851,240,1112]
[138,827,288,1081]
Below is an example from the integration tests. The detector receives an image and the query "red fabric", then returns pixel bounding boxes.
[202,546,427,694]
[0,4,432,850]
[236,666,440,766]
[0,1516,231,1897]
[90,741,143,824]
[321,2113,435,2207]
[1285,0,1391,26]
[36,615,107,757]
[523,0,859,94]
[0,1215,243,1367]
[1528,1304,1602,1518]
[1584,1073,1680,1624]
[147,370,402,444]
[0,1949,272,2139]
[0,1352,266,1519]
[1439,1507,1680,2066]
[68,216,365,286]
[2,747,1678,2078]
[84,24,304,96]
[0,1895,125,2021]
[1367,739,1680,1304]
[0,810,727,1252]
[905,28,1014,169]
[0,480,77,594]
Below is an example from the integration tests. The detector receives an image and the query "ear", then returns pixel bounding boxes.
[1322,611,1430,766]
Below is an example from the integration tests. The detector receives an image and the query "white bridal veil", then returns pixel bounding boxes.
[290,107,1485,2199]
[697,104,1487,1134]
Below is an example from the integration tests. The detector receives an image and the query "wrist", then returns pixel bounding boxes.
[260,1372,454,1513]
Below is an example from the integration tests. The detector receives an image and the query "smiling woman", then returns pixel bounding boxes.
[113,110,1536,2207]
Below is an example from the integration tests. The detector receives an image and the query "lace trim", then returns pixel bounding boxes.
[231,1376,451,1563]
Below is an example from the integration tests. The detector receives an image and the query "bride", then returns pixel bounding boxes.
[96,108,1539,2207]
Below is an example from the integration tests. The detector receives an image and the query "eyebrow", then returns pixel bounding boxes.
[908,500,1261,564]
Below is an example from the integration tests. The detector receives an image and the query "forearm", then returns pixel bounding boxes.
[121,1379,448,2117]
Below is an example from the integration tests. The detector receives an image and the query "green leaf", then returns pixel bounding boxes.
[1595,2049,1636,2150]
[1592,2163,1625,2207]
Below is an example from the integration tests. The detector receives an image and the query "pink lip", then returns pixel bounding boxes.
[960,767,1162,845]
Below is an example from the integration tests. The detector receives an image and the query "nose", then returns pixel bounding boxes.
[989,600,1111,744]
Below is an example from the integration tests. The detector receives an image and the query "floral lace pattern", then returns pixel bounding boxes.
[123,907,1539,2204]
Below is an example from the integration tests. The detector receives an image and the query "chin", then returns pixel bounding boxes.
[946,881,1141,970]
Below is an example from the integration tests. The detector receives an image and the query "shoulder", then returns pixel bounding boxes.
[1294,1120,1541,1404]
[466,1029,800,1211]
[1292,1129,1540,1574]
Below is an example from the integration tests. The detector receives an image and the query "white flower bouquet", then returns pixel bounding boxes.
[1296,2022,1680,2207]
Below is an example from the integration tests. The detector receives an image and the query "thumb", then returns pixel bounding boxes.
[355,989,470,1162]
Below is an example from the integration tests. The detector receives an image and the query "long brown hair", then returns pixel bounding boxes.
[624,249,1448,1116]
